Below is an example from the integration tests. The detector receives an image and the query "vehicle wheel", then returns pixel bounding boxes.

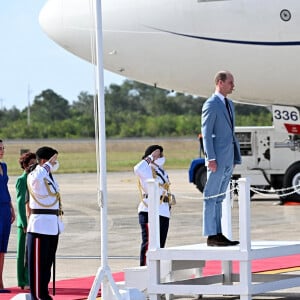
[195,165,207,193]
[281,163,300,202]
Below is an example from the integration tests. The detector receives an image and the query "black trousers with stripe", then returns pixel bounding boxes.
[139,211,169,266]
[27,232,58,300]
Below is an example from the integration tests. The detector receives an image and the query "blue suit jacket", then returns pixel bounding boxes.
[201,94,241,167]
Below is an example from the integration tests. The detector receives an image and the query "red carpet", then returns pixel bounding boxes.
[3,272,124,300]
[4,255,300,299]
[202,254,300,276]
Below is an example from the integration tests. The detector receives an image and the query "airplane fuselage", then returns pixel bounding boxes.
[39,0,300,106]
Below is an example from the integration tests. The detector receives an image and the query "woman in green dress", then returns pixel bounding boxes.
[15,152,36,289]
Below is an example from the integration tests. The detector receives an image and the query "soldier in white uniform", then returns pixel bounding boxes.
[26,147,63,300]
[134,145,173,266]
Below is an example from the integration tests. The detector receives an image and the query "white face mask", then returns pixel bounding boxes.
[51,161,60,172]
[155,157,166,167]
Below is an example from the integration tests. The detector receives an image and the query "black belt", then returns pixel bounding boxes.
[31,209,60,216]
[143,194,169,203]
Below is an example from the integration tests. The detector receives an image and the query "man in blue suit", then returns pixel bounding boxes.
[201,70,241,246]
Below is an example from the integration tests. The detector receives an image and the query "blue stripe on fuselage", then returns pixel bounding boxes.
[148,27,300,46]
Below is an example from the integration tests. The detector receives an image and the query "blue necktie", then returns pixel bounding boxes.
[224,97,233,127]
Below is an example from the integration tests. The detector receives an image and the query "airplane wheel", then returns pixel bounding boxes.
[195,165,207,193]
[281,163,300,202]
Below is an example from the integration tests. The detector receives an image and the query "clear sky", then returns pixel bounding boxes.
[1,1,126,110]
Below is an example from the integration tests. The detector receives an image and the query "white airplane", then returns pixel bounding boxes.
[39,0,300,109]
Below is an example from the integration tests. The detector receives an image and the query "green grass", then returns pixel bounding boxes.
[2,138,199,175]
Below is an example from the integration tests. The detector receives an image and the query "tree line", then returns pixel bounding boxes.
[0,80,271,139]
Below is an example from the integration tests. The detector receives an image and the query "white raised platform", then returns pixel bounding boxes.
[147,241,300,299]
[152,240,300,260]
[145,178,300,300]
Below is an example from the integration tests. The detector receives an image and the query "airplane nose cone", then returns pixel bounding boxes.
[39,0,95,63]
[39,0,63,43]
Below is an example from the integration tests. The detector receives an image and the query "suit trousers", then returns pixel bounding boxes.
[203,165,233,236]
[138,211,169,266]
[27,232,58,300]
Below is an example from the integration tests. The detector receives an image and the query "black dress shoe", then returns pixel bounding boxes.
[217,233,239,245]
[207,234,239,247]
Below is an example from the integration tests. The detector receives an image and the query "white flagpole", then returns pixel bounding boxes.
[88,0,122,299]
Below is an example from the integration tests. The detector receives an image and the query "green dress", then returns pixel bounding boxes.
[16,171,29,288]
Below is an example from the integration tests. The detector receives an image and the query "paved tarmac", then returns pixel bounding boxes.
[4,170,300,299]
